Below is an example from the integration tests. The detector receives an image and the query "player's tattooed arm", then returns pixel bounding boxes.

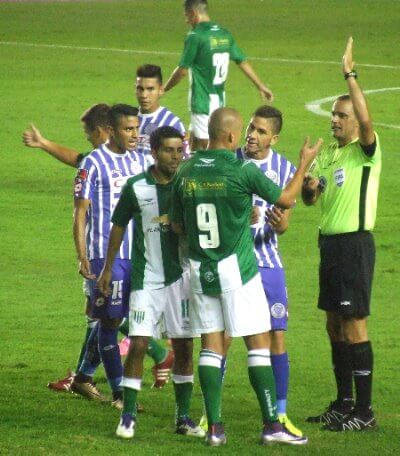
[164,67,188,92]
[237,61,273,102]
[23,123,80,167]
[73,198,95,280]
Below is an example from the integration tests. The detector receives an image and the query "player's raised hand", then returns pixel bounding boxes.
[22,123,44,148]
[97,267,112,297]
[343,36,354,74]
[299,137,323,167]
[259,85,274,102]
[79,258,96,280]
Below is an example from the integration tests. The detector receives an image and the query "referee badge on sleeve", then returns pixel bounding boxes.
[334,168,345,187]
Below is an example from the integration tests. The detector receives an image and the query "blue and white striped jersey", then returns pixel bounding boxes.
[138,106,186,165]
[236,147,296,269]
[74,144,146,261]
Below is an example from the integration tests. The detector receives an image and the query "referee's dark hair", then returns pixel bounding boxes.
[253,105,283,134]
[336,94,352,102]
[108,104,139,129]
[150,126,184,152]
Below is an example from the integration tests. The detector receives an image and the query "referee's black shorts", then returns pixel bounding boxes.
[318,231,375,317]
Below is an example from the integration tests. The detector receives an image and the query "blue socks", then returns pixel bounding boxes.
[271,352,289,415]
[79,324,101,377]
[98,325,123,393]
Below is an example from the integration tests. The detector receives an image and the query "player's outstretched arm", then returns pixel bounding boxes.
[164,67,188,92]
[343,37,374,147]
[97,224,126,296]
[22,123,80,167]
[237,61,273,102]
[276,137,323,208]
[73,198,95,280]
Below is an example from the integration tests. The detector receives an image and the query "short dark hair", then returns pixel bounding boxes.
[80,104,110,131]
[136,64,163,84]
[150,126,184,152]
[336,94,351,103]
[108,104,139,129]
[184,0,208,12]
[253,105,283,134]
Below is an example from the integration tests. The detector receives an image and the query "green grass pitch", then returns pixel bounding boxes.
[0,0,399,454]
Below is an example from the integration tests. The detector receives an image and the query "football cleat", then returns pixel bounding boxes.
[151,350,174,388]
[116,414,136,439]
[111,399,123,410]
[324,410,377,432]
[261,421,308,445]
[47,370,75,392]
[71,380,107,401]
[206,423,226,447]
[306,399,354,424]
[199,414,208,433]
[176,417,206,438]
[278,414,304,437]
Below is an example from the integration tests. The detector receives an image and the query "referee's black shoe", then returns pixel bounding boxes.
[306,399,354,425]
[323,408,377,432]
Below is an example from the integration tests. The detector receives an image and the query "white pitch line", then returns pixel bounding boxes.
[1,40,399,70]
[305,87,400,130]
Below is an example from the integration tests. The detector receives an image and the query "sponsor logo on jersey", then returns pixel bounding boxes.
[270,302,286,319]
[265,170,278,184]
[195,158,216,167]
[77,168,88,181]
[334,168,345,187]
[133,310,145,324]
[95,297,105,307]
[204,271,215,283]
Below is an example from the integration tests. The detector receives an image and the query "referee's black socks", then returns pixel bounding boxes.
[349,341,374,415]
[331,341,353,404]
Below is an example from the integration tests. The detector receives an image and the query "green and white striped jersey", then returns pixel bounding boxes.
[112,168,182,290]
[170,149,282,295]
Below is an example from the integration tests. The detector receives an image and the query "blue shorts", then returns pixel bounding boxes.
[88,258,131,320]
[259,267,288,331]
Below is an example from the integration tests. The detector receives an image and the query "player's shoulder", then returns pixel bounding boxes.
[271,148,295,168]
[125,171,147,188]
[80,146,103,167]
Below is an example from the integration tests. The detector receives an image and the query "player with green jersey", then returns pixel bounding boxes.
[165,0,273,150]
[302,38,380,432]
[170,107,322,446]
[98,126,205,441]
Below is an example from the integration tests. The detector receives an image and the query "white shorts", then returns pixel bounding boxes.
[190,95,222,140]
[190,273,271,337]
[129,272,196,339]
[190,113,210,140]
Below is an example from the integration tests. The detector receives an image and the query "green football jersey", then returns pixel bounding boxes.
[179,21,246,115]
[310,134,382,235]
[112,169,182,290]
[170,150,282,295]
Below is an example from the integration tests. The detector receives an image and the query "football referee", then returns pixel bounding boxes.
[302,37,381,432]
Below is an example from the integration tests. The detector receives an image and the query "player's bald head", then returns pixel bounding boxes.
[208,107,243,142]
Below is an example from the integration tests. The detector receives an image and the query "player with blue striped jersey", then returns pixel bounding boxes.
[235,106,304,438]
[73,104,145,406]
[77,142,144,261]
[136,64,187,165]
